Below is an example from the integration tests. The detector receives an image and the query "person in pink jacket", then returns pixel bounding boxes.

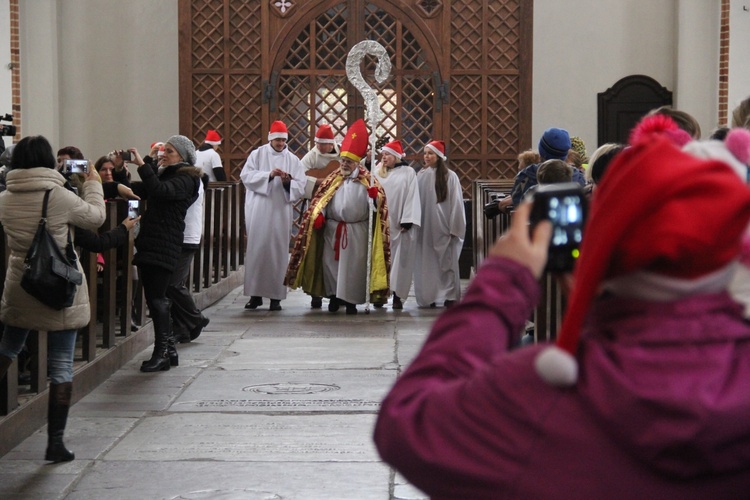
[374,126,750,499]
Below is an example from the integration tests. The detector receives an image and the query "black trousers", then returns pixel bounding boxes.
[138,264,172,336]
[167,248,204,338]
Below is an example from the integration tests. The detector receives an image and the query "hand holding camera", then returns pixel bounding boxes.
[483,192,507,219]
[528,183,587,272]
[489,201,552,280]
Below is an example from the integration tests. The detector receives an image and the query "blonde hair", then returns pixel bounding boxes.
[517,150,541,171]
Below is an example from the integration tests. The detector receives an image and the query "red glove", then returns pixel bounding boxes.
[368,186,379,199]
[313,213,325,230]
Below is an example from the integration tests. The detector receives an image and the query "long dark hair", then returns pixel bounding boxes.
[11,135,57,170]
[434,157,449,203]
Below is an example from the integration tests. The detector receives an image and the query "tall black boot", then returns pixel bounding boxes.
[0,354,12,380]
[140,331,170,372]
[166,331,179,367]
[45,382,75,463]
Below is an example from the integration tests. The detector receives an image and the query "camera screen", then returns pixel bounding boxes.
[64,159,88,174]
[128,200,139,219]
[546,194,584,251]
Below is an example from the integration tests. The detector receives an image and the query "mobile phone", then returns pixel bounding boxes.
[127,200,140,219]
[64,159,89,174]
[120,150,132,161]
[528,183,587,272]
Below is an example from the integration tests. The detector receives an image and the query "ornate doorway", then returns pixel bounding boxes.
[179,0,531,197]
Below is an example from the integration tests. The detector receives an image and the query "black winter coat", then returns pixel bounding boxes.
[132,162,201,272]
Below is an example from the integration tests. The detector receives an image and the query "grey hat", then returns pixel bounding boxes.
[166,135,197,166]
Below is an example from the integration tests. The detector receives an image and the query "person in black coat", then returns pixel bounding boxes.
[127,135,202,373]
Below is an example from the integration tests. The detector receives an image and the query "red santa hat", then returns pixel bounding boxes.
[381,140,404,159]
[150,141,164,149]
[268,120,289,141]
[535,134,750,387]
[204,129,222,145]
[314,124,335,144]
[425,140,446,160]
[339,119,369,162]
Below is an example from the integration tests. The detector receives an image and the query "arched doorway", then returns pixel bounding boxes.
[269,1,441,167]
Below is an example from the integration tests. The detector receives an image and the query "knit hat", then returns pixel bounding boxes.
[569,136,588,163]
[314,124,335,144]
[339,119,369,162]
[425,140,446,160]
[166,135,197,166]
[268,121,289,141]
[381,140,404,159]
[535,135,750,387]
[204,130,222,145]
[538,128,571,160]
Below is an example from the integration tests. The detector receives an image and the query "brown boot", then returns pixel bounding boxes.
[45,382,75,463]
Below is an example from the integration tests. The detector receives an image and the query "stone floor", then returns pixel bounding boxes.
[0,284,459,499]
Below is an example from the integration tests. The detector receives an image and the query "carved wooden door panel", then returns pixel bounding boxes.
[180,0,531,197]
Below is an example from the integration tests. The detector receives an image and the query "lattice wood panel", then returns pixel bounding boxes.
[488,1,520,70]
[181,0,530,194]
[450,0,483,71]
[488,76,519,154]
[230,74,262,161]
[230,1,262,70]
[191,3,223,69]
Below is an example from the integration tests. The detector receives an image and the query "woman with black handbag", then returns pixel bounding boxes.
[0,135,105,462]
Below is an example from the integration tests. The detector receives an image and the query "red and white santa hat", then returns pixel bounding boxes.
[268,120,289,141]
[535,127,750,387]
[204,129,222,145]
[425,140,446,160]
[381,140,404,159]
[314,124,335,144]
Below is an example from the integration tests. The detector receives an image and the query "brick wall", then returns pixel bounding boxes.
[719,0,730,125]
[9,0,19,139]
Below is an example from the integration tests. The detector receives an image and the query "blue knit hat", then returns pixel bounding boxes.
[538,128,571,160]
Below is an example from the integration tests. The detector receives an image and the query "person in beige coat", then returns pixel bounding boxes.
[0,135,105,463]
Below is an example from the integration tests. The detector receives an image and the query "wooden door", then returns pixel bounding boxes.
[179,0,531,197]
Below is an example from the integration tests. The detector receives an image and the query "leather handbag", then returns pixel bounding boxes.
[20,189,83,310]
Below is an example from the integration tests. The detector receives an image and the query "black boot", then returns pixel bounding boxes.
[0,354,12,380]
[166,332,179,367]
[45,382,75,463]
[140,331,171,372]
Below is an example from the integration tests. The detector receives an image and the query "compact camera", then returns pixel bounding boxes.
[64,159,89,174]
[120,150,132,162]
[483,192,506,219]
[528,183,587,272]
[127,200,140,219]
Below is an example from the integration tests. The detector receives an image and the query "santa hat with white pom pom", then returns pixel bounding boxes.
[535,117,750,387]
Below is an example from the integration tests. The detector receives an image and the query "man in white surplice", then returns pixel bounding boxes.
[240,120,306,311]
[373,140,420,309]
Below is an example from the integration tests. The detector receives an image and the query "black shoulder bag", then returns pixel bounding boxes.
[20,189,83,310]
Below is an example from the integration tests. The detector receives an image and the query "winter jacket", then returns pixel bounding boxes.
[375,256,750,499]
[0,168,105,331]
[132,162,201,271]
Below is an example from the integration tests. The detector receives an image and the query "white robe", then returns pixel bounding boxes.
[413,166,466,307]
[241,144,306,300]
[322,170,371,304]
[374,164,421,299]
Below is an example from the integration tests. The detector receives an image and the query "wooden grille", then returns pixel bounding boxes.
[179,0,531,193]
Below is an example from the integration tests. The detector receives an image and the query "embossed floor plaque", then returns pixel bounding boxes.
[170,369,395,413]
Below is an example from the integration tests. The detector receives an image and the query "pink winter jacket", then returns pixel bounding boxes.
[374,257,750,499]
